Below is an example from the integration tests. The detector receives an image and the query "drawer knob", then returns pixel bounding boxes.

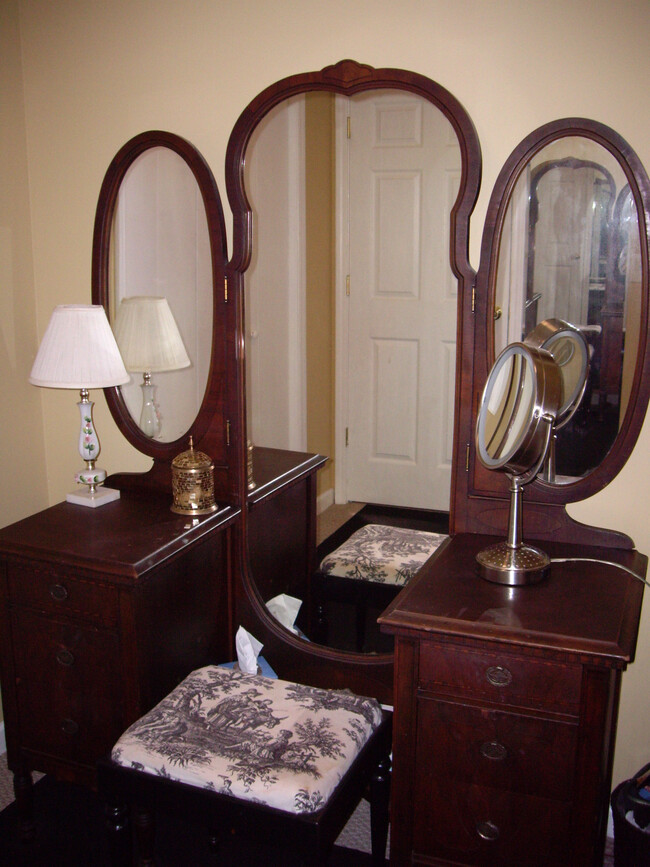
[56,649,75,667]
[61,718,79,736]
[476,820,500,841]
[49,583,69,602]
[486,665,512,687]
[480,740,507,761]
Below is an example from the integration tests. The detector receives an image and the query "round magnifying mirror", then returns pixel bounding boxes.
[477,343,562,477]
[476,342,562,585]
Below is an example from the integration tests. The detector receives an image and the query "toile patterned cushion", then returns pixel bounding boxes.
[319,524,447,586]
[111,665,383,815]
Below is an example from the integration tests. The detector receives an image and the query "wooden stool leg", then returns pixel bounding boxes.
[133,805,156,867]
[369,756,391,865]
[104,798,132,866]
[13,768,35,841]
[355,603,367,652]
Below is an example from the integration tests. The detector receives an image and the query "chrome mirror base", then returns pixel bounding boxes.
[476,541,550,586]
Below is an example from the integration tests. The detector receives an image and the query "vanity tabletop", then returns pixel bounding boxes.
[379,533,646,666]
[0,490,240,581]
[248,447,327,506]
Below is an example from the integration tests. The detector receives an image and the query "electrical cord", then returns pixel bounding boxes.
[550,557,649,587]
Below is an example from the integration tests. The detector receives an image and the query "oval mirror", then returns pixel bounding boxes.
[480,119,650,502]
[226,61,481,695]
[92,131,231,493]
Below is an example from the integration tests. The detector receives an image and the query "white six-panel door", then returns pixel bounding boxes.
[336,91,461,510]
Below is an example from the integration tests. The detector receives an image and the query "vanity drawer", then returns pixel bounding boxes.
[412,777,572,867]
[417,696,577,800]
[10,608,123,764]
[419,643,582,714]
[6,560,119,628]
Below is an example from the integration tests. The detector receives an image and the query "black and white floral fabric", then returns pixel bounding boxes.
[319,524,447,586]
[111,665,383,815]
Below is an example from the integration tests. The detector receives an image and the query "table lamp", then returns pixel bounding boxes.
[29,304,130,507]
[112,296,191,438]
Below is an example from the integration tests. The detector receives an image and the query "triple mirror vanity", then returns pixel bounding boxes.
[1,59,649,865]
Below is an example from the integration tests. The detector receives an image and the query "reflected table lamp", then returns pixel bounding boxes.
[29,304,130,507]
[112,296,191,438]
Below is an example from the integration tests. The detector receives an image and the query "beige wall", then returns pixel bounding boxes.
[3,0,650,784]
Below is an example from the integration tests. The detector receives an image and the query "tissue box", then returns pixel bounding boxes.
[219,656,278,679]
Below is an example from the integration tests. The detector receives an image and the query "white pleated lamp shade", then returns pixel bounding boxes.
[29,304,130,389]
[113,296,191,373]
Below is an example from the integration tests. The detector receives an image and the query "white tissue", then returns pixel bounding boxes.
[266,594,302,634]
[235,626,263,674]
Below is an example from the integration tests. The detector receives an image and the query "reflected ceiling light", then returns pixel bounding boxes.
[475,342,562,585]
[113,296,191,438]
[29,304,130,507]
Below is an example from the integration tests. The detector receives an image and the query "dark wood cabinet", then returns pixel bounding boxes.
[246,446,326,615]
[380,533,646,866]
[0,492,238,792]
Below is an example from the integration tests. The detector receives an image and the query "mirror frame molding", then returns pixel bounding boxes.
[92,130,236,499]
[225,59,482,702]
[456,117,650,547]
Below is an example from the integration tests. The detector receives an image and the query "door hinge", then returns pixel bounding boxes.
[465,443,470,472]
[345,427,349,446]
[346,275,351,296]
[226,419,231,446]
[471,284,476,313]
[347,116,351,139]
[224,278,229,303]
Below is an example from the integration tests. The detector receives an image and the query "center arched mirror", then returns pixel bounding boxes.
[226,61,480,691]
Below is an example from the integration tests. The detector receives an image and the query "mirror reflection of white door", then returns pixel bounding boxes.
[336,91,461,510]
[533,167,597,326]
[245,98,308,452]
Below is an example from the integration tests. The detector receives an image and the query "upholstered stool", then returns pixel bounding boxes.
[314,524,447,651]
[98,665,392,865]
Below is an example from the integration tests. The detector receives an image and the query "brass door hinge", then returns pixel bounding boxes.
[226,419,231,446]
[347,116,351,139]
[224,278,229,302]
[471,285,476,313]
[465,443,470,471]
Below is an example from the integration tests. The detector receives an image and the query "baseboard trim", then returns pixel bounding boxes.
[0,722,5,755]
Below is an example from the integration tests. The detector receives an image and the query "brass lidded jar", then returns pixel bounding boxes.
[171,437,217,515]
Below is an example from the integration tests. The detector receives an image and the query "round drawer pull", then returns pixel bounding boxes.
[56,649,75,667]
[486,665,512,687]
[480,740,507,761]
[61,718,79,736]
[476,820,500,841]
[49,583,69,602]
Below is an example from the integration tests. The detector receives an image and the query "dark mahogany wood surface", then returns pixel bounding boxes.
[380,533,646,865]
[237,447,395,705]
[0,492,239,793]
[248,446,328,506]
[0,491,239,581]
[380,533,646,664]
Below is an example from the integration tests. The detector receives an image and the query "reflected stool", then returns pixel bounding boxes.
[98,665,392,865]
[314,524,447,651]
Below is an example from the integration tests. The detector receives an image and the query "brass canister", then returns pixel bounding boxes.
[171,437,217,515]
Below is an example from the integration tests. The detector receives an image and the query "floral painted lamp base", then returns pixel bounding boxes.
[66,391,120,508]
